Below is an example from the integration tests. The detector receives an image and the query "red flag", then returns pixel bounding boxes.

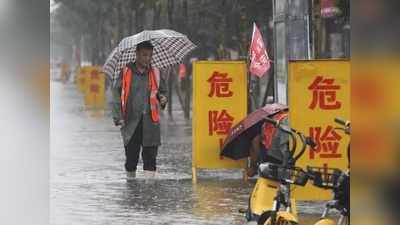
[321,0,337,18]
[249,23,271,77]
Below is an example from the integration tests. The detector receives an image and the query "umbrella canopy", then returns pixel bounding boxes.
[103,29,196,82]
[220,103,288,160]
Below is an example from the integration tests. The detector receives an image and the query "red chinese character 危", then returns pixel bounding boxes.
[309,125,342,159]
[308,76,341,110]
[207,71,233,97]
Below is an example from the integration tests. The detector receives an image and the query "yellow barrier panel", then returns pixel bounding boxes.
[76,66,89,94]
[192,61,248,182]
[288,59,350,200]
[351,59,399,178]
[60,63,70,83]
[83,66,105,109]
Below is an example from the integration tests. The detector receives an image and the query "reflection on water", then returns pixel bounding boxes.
[51,81,324,225]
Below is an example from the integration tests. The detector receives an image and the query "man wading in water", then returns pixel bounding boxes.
[112,41,168,179]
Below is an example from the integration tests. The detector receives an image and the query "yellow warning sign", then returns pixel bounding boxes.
[83,66,105,109]
[76,66,88,94]
[192,61,248,181]
[288,59,350,200]
[76,66,105,109]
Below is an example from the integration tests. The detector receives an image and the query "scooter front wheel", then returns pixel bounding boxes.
[314,218,337,225]
[257,211,272,225]
[258,211,298,225]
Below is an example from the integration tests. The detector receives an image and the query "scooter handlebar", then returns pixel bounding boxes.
[305,136,318,149]
[334,117,350,127]
[264,116,316,163]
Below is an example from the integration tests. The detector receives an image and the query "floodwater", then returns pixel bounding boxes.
[50,81,327,225]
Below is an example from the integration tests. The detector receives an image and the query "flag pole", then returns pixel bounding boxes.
[262,61,274,105]
[247,23,257,114]
[243,22,259,181]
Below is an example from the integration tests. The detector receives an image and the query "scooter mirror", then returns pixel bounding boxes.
[305,137,318,149]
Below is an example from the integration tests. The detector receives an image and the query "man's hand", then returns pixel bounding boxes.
[158,94,168,110]
[114,119,125,127]
[159,94,167,105]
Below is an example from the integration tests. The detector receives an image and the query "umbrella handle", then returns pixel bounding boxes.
[264,116,279,126]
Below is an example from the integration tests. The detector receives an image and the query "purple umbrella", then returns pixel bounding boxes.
[220,103,288,160]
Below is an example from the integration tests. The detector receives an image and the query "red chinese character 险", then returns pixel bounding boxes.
[308,76,341,110]
[309,125,342,159]
[91,70,99,80]
[90,84,99,93]
[207,71,233,97]
[79,77,86,85]
[208,110,234,136]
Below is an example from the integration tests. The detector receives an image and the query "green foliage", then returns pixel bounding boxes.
[52,0,273,63]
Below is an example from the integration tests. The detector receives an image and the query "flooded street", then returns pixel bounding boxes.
[50,81,323,225]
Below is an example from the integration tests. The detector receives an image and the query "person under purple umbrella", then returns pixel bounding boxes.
[246,111,290,177]
[220,103,291,177]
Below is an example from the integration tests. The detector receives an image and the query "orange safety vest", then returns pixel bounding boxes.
[178,64,186,80]
[120,66,161,122]
[262,111,289,150]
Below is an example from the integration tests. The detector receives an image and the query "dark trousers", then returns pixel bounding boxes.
[124,118,158,172]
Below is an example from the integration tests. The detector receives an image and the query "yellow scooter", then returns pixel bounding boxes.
[307,168,349,225]
[243,117,316,225]
[307,118,350,225]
